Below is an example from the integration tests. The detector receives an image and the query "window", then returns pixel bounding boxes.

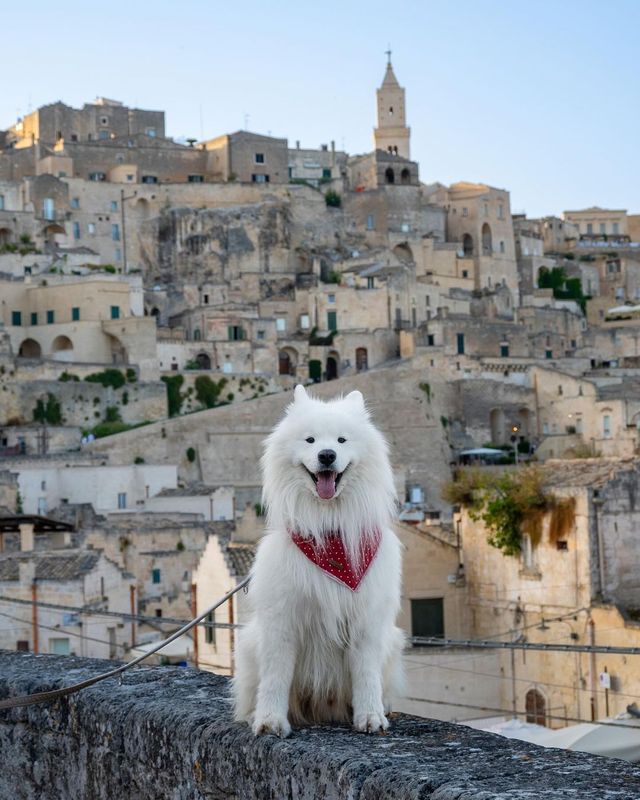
[411,598,444,643]
[47,310,55,324]
[462,207,468,217]
[228,325,245,341]
[300,314,310,330]
[366,214,375,231]
[328,293,336,304]
[603,414,611,438]
[427,334,435,346]
[100,116,109,126]
[89,172,107,182]
[254,153,265,164]
[38,497,47,515]
[587,223,593,235]
[43,198,55,220]
[222,362,232,374]
[499,241,505,253]
[522,533,535,570]
[0,195,4,210]
[70,133,78,142]
[327,310,338,331]
[49,638,70,656]
[501,344,509,357]
[115,248,122,262]
[461,269,468,278]
[276,317,286,332]
[257,329,266,340]
[155,609,162,618]
[322,168,331,179]
[599,223,606,234]
[117,492,127,509]
[72,221,80,240]
[30,312,37,325]
[252,174,269,183]
[613,222,619,235]
[188,175,204,183]
[69,197,80,210]
[16,640,29,652]
[545,349,552,359]
[72,307,80,321]
[456,333,465,355]
[145,127,157,137]
[88,223,96,235]
[111,223,120,241]
[11,311,21,326]
[110,306,121,320]
[483,202,488,216]
[126,174,134,182]
[110,200,118,211]
[498,204,504,219]
[193,328,201,341]
[141,175,158,184]
[203,294,209,305]
[205,612,216,646]
[99,130,109,140]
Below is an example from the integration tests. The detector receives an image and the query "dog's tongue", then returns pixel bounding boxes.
[317,471,337,500]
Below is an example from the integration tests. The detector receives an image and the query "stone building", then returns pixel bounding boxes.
[373,57,411,159]
[202,131,289,184]
[563,206,628,240]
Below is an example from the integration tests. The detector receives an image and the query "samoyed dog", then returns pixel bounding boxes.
[233,384,404,737]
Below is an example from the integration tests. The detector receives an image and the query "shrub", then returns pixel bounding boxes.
[194,375,228,409]
[105,406,122,423]
[134,456,145,464]
[84,369,126,390]
[419,382,431,402]
[33,393,62,425]
[58,371,80,382]
[122,391,129,405]
[162,374,185,417]
[324,190,342,208]
[103,264,117,274]
[126,368,137,383]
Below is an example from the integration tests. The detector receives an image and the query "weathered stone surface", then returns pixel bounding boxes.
[1,651,640,799]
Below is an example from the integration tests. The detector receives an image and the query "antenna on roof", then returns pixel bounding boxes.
[244,113,250,131]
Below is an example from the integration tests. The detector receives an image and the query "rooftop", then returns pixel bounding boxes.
[0,549,100,581]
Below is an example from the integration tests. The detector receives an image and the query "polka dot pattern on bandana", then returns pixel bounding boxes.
[291,530,381,591]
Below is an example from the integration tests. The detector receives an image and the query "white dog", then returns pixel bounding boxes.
[233,385,404,737]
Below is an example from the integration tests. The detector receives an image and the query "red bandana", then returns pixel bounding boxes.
[291,530,381,591]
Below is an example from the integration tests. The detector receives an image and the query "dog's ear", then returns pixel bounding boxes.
[344,390,365,409]
[293,384,309,404]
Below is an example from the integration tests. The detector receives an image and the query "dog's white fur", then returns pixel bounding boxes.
[233,385,404,736]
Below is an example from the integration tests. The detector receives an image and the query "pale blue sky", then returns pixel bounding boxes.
[2,0,638,216]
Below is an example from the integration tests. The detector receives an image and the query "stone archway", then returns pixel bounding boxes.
[51,335,74,362]
[326,351,339,381]
[393,243,414,263]
[0,227,12,246]
[400,168,411,185]
[107,334,128,365]
[385,167,395,185]
[462,233,474,256]
[356,347,368,372]
[19,338,41,358]
[278,347,298,377]
[195,352,211,369]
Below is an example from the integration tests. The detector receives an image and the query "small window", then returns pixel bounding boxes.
[100,116,109,126]
[499,241,505,253]
[498,204,504,219]
[501,344,509,357]
[126,174,134,182]
[299,314,310,330]
[427,334,435,346]
[328,293,336,304]
[461,269,468,278]
[111,223,120,241]
[599,223,606,234]
[117,492,127,509]
[188,175,204,183]
[110,200,118,211]
[141,175,158,184]
[99,130,109,140]
[205,611,216,646]
[71,197,80,209]
[47,310,55,324]
[70,133,78,142]
[228,325,244,341]
[254,153,265,164]
[30,312,38,325]
[155,608,162,617]
[545,349,552,359]
[411,598,444,643]
[87,223,95,235]
[110,306,120,320]
[367,276,375,289]
[16,640,29,652]
[115,247,122,262]
[456,333,465,355]
[49,638,70,656]
[72,307,80,321]
[587,223,593,235]
[43,198,55,220]
[145,127,157,137]
[366,214,375,231]
[556,540,568,551]
[73,221,81,240]
[89,172,107,182]
[257,329,266,340]
[252,174,269,183]
[11,311,21,326]
[276,317,286,332]
[613,222,619,235]
[462,207,468,217]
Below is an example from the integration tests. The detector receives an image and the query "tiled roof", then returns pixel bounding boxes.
[0,550,101,582]
[226,544,255,577]
[542,458,639,489]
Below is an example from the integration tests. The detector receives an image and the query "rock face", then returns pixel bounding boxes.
[2,652,640,799]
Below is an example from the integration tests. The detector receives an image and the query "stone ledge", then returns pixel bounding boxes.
[1,651,640,799]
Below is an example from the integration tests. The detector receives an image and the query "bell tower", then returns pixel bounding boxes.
[373,50,411,159]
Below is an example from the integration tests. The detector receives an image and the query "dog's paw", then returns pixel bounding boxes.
[252,712,292,738]
[353,711,389,733]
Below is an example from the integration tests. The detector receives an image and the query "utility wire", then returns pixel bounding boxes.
[410,636,640,655]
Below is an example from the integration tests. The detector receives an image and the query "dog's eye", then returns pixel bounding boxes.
[338,437,346,443]
[305,437,315,444]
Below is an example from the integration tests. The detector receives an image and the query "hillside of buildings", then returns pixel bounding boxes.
[3,65,640,742]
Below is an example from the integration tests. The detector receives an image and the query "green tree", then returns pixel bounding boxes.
[161,375,185,417]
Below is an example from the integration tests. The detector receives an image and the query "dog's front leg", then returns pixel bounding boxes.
[349,630,389,733]
[252,623,295,737]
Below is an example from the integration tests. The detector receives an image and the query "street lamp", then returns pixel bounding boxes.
[511,425,520,464]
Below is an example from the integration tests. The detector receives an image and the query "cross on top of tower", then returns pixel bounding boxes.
[385,46,392,65]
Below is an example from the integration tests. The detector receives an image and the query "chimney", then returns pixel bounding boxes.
[19,523,34,551]
[231,503,263,544]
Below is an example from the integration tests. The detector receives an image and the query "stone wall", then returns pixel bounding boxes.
[1,652,638,799]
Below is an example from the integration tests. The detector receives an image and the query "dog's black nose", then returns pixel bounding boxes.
[318,449,336,467]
